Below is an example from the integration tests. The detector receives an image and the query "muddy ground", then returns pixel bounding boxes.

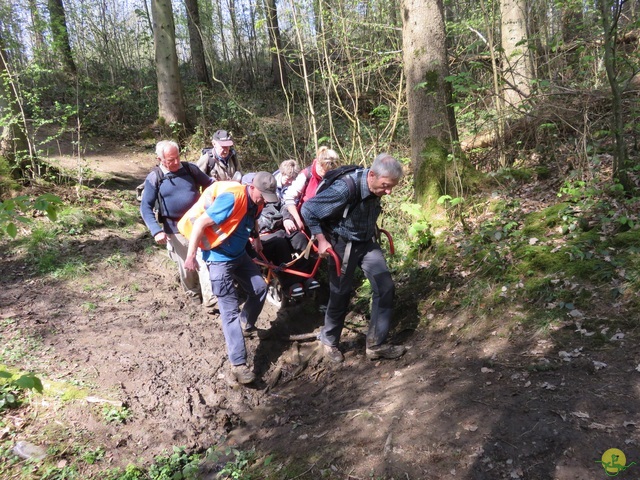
[1,142,640,479]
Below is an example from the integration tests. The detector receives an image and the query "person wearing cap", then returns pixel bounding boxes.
[183,172,278,385]
[196,129,241,181]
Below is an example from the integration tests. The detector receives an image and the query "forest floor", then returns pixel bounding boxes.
[1,139,640,480]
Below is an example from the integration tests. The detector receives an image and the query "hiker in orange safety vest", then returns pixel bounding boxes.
[183,172,279,386]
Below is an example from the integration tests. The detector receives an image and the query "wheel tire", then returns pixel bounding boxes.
[266,276,287,309]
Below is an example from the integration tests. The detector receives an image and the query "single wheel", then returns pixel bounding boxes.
[266,276,288,309]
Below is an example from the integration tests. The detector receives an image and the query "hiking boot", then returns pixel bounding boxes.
[230,364,256,385]
[204,299,218,314]
[203,296,218,309]
[366,344,406,360]
[321,342,344,363]
[242,326,271,339]
[187,294,201,305]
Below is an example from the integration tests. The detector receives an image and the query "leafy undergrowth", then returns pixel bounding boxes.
[1,152,640,479]
[388,155,640,342]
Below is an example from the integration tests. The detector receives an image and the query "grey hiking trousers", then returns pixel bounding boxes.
[319,238,395,349]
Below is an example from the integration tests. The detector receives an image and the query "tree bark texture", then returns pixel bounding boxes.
[401,0,457,201]
[501,0,532,108]
[599,0,631,190]
[48,0,76,75]
[151,0,188,129]
[28,0,47,61]
[264,0,288,88]
[0,33,31,174]
[184,0,211,87]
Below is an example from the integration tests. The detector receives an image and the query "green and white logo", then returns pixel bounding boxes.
[596,448,636,476]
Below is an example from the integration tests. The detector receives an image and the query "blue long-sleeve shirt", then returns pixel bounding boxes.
[301,169,381,242]
[202,187,261,262]
[140,163,213,237]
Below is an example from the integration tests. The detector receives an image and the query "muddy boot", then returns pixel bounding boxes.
[320,341,344,363]
[366,344,406,360]
[203,296,218,314]
[229,364,256,385]
[187,293,201,306]
[242,325,271,340]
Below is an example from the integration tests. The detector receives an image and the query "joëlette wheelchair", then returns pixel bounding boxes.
[252,227,394,309]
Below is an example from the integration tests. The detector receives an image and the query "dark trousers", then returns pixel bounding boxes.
[208,252,267,365]
[319,237,395,348]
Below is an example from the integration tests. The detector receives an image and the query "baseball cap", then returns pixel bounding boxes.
[212,129,234,147]
[252,172,279,203]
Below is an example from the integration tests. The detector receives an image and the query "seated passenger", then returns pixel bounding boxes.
[243,159,320,298]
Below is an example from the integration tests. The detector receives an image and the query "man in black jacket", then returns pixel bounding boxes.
[301,153,405,363]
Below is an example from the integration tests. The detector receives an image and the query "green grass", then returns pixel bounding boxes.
[108,202,140,227]
[102,405,132,424]
[103,251,135,269]
[0,331,43,364]
[57,206,98,235]
[609,230,640,248]
[22,223,92,278]
[49,258,92,279]
[522,203,570,232]
[26,224,58,252]
[82,302,97,312]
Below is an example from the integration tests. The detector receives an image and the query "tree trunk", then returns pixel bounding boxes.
[599,0,631,191]
[0,33,33,177]
[501,0,532,108]
[48,0,77,75]
[263,0,288,88]
[151,0,189,132]
[216,1,230,65]
[228,0,246,79]
[184,0,211,87]
[401,0,458,203]
[317,0,337,58]
[28,0,47,62]
[561,1,583,44]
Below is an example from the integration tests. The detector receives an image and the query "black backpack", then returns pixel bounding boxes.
[315,165,364,220]
[137,162,198,223]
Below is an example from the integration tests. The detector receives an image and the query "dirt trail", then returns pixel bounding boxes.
[1,145,639,479]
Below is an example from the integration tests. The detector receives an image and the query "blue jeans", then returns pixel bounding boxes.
[208,252,267,365]
[319,238,395,349]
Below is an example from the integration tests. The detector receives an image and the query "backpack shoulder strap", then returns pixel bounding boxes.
[150,166,166,221]
[341,170,362,218]
[344,170,361,201]
[181,161,198,182]
[300,166,313,196]
[152,165,165,188]
[201,148,216,173]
